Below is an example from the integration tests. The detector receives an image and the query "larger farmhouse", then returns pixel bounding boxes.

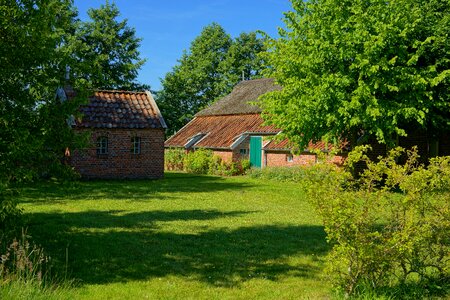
[165,78,347,167]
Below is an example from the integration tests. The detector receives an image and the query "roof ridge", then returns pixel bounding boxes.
[94,89,148,94]
[195,78,280,117]
[196,112,261,117]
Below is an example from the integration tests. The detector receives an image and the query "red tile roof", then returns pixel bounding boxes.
[165,113,345,152]
[76,90,166,129]
[165,114,280,149]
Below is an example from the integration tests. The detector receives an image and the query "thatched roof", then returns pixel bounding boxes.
[196,78,281,117]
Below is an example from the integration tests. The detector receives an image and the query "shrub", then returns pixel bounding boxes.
[240,159,251,172]
[305,146,450,297]
[184,149,213,174]
[247,163,339,183]
[165,148,186,171]
[168,148,250,176]
[209,158,250,176]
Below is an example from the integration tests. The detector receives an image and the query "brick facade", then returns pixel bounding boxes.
[211,150,234,162]
[202,138,251,163]
[71,128,165,179]
[264,151,346,167]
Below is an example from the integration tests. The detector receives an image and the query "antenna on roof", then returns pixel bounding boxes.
[242,70,245,82]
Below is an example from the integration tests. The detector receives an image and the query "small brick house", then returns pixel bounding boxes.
[165,78,347,167]
[69,90,167,179]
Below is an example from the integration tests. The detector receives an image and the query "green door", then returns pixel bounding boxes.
[249,136,262,168]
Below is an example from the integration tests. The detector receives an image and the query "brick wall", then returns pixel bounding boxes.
[265,151,347,167]
[71,128,165,179]
[212,150,233,162]
[211,138,252,162]
[265,152,315,167]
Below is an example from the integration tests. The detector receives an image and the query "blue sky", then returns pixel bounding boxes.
[74,0,292,90]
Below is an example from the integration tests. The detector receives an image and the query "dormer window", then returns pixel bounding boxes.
[185,133,207,149]
[97,136,108,155]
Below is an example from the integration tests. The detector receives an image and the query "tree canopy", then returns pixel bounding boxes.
[0,0,147,234]
[158,23,267,134]
[73,1,146,90]
[260,0,450,149]
[0,0,84,183]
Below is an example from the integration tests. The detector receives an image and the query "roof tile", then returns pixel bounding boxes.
[76,90,165,129]
[165,114,279,149]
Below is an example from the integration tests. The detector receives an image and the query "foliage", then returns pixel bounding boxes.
[220,32,268,89]
[247,162,340,183]
[305,146,450,297]
[209,157,250,177]
[158,23,267,134]
[164,148,186,171]
[0,186,22,241]
[72,1,147,90]
[183,149,214,174]
[0,0,89,237]
[165,148,250,176]
[261,0,450,149]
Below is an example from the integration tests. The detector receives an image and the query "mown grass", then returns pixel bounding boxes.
[14,172,331,299]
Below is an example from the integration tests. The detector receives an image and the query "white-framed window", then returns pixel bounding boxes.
[286,154,294,162]
[131,136,141,154]
[97,136,108,155]
[239,148,248,155]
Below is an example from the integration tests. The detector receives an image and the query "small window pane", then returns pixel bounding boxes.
[97,137,108,155]
[239,148,248,155]
[287,154,293,162]
[131,137,141,154]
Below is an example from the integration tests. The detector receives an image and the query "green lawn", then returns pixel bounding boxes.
[16,172,331,299]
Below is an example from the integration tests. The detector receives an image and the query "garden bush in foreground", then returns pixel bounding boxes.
[304,146,449,297]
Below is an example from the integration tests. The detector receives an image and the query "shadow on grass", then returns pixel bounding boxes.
[25,209,329,287]
[19,173,255,204]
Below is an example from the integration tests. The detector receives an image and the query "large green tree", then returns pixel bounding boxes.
[159,23,267,134]
[261,0,450,149]
[0,0,87,233]
[221,32,268,89]
[73,1,146,90]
